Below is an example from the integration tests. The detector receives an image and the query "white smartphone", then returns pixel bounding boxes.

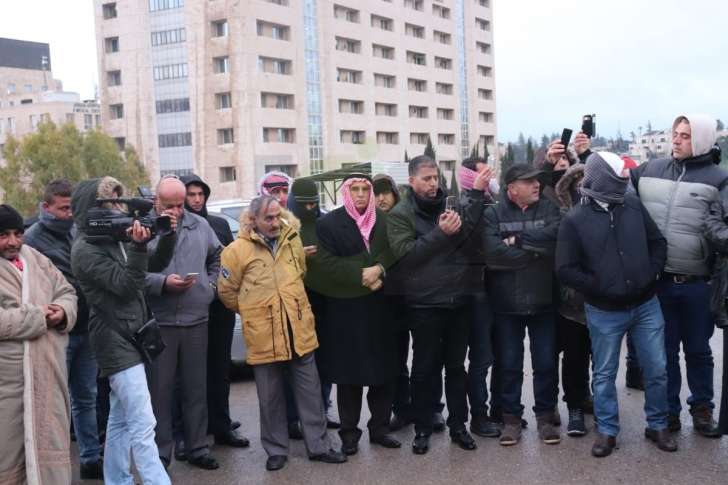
[184,272,199,280]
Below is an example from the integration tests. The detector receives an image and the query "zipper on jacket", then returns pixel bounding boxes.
[663,163,686,242]
[295,299,303,320]
[269,305,277,360]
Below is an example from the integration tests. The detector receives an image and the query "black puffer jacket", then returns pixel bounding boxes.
[483,194,560,315]
[71,177,175,377]
[556,193,667,311]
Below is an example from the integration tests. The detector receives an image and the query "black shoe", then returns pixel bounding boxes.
[188,454,220,470]
[288,421,303,440]
[667,414,682,432]
[370,434,401,449]
[412,433,430,455]
[231,420,241,431]
[432,412,446,433]
[645,428,678,452]
[567,409,587,437]
[690,405,721,438]
[80,460,104,480]
[265,455,287,471]
[625,366,644,391]
[215,429,250,448]
[309,449,347,464]
[591,433,616,458]
[341,440,359,456]
[491,409,527,428]
[581,396,594,415]
[326,411,341,429]
[450,429,477,451]
[389,414,412,431]
[174,440,187,462]
[470,415,501,438]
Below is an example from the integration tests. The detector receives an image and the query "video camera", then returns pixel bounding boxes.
[85,197,172,242]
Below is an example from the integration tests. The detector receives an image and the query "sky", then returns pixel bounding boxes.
[1,0,726,143]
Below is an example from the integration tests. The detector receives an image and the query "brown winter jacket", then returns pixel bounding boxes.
[217,208,318,365]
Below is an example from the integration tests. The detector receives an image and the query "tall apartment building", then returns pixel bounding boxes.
[0,38,101,160]
[95,0,497,201]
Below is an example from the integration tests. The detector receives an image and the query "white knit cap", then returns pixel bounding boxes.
[597,151,625,176]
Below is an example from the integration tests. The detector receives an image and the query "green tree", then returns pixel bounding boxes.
[424,136,436,160]
[0,122,150,215]
[404,149,410,163]
[526,139,535,164]
[500,143,515,184]
[482,143,490,162]
[470,142,480,158]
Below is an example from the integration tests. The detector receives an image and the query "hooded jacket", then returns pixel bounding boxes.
[217,208,318,365]
[372,174,401,207]
[179,174,234,246]
[631,114,728,276]
[70,177,175,377]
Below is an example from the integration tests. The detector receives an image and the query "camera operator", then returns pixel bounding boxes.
[71,177,175,485]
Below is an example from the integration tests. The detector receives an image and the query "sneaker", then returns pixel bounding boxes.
[567,408,587,437]
[470,413,501,438]
[499,414,522,446]
[537,414,561,444]
[690,405,721,438]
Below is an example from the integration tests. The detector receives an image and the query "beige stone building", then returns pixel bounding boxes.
[94,0,498,201]
[0,38,101,160]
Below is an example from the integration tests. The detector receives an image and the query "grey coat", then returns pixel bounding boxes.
[146,211,222,326]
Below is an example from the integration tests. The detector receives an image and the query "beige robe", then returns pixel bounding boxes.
[0,245,77,485]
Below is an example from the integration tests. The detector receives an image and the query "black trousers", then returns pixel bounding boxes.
[408,306,469,435]
[392,326,444,419]
[337,382,395,443]
[556,314,591,410]
[207,300,236,435]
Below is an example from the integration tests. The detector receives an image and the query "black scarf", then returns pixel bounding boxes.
[580,154,629,205]
[413,189,445,217]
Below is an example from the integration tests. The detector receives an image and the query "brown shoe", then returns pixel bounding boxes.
[499,414,522,446]
[690,405,721,438]
[645,428,678,452]
[591,432,616,457]
[537,414,561,444]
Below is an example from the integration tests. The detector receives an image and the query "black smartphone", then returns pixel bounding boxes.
[560,128,573,148]
[445,195,458,213]
[582,114,596,138]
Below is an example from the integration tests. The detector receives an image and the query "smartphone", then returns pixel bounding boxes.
[184,272,199,280]
[445,196,458,213]
[560,128,573,148]
[582,114,596,138]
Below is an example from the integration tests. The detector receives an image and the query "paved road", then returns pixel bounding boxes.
[73,333,728,484]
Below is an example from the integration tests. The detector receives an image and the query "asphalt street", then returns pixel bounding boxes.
[72,332,728,485]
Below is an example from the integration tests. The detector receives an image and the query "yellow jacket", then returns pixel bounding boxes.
[217,209,318,365]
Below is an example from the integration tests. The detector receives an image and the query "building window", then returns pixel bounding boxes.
[407,51,426,66]
[83,114,93,130]
[156,98,190,114]
[109,104,124,119]
[405,23,425,39]
[217,128,234,145]
[407,78,427,92]
[433,4,450,18]
[102,2,117,19]
[371,14,393,31]
[265,164,298,177]
[65,113,75,124]
[478,88,493,100]
[438,134,455,145]
[409,105,428,119]
[335,37,361,54]
[476,41,491,54]
[265,0,289,4]
[410,132,429,144]
[434,30,451,45]
[114,137,126,150]
[258,56,292,75]
[437,108,454,120]
[404,0,423,11]
[480,135,494,146]
[375,103,397,116]
[158,132,192,148]
[104,37,119,53]
[20,99,33,105]
[372,44,394,60]
[261,92,294,109]
[216,92,232,109]
[440,160,456,171]
[153,63,188,80]
[24,84,33,93]
[436,82,453,95]
[477,65,492,77]
[219,166,237,182]
[212,19,228,37]
[377,131,399,144]
[435,56,452,70]
[337,68,362,84]
[340,130,365,144]
[374,73,396,88]
[6,83,16,94]
[149,0,184,12]
[333,4,359,23]
[213,56,230,74]
[477,0,490,7]
[107,70,122,86]
[151,28,186,46]
[476,18,491,31]
[263,128,295,143]
[257,20,290,40]
[479,111,494,122]
[338,99,364,114]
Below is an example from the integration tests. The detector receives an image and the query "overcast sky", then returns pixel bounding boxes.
[1,0,726,142]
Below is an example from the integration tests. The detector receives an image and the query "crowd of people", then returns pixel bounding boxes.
[0,112,727,483]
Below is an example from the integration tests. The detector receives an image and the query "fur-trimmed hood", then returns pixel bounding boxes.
[238,206,301,241]
[71,176,127,232]
[555,164,585,209]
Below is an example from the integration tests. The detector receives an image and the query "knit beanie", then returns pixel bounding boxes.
[0,204,25,233]
[580,152,629,205]
[290,179,319,203]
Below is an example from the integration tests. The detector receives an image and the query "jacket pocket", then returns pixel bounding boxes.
[240,306,276,361]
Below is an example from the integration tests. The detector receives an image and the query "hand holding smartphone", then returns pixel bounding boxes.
[445,195,458,213]
[184,272,199,281]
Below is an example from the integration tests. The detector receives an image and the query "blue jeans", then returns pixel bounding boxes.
[495,312,558,417]
[66,333,101,465]
[657,279,715,415]
[586,296,668,437]
[467,293,494,418]
[105,364,170,485]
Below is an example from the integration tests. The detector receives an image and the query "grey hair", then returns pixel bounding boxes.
[249,195,278,218]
